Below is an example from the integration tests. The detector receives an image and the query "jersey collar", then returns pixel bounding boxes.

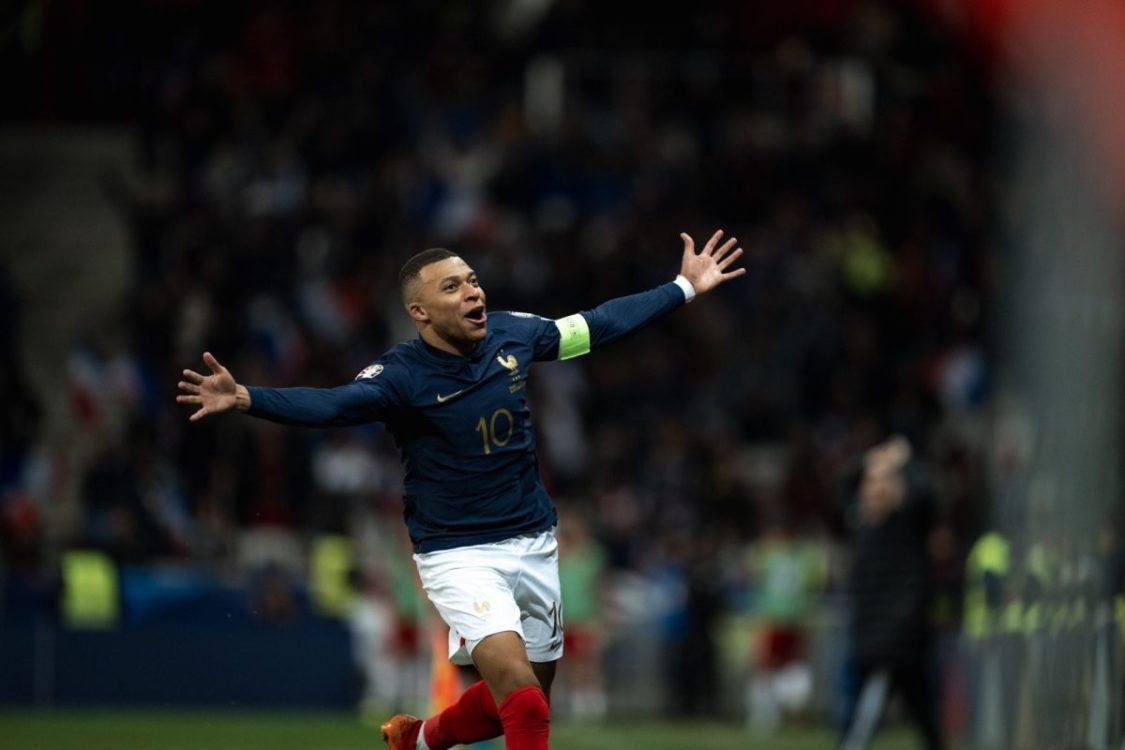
[416,332,490,364]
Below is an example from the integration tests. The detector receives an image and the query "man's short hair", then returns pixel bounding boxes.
[399,248,458,302]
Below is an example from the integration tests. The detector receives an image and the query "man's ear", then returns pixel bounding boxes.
[407,301,428,324]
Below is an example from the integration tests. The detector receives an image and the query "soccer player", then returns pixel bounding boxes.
[177,230,745,749]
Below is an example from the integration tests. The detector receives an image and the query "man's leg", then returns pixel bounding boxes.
[839,663,890,750]
[387,639,558,750]
[897,658,944,750]
[416,679,502,750]
[388,531,559,750]
[471,631,551,750]
[531,659,557,702]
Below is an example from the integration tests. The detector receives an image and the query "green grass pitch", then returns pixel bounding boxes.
[0,710,951,750]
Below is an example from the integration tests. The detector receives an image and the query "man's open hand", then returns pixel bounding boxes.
[679,229,746,295]
[177,352,244,422]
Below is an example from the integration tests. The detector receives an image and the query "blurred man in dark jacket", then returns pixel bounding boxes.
[840,436,944,750]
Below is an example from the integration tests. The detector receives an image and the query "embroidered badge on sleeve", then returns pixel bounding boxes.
[355,363,384,380]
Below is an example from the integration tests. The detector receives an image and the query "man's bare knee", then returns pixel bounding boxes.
[472,631,541,702]
[492,664,541,700]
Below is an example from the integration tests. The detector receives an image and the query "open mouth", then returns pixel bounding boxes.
[464,305,487,325]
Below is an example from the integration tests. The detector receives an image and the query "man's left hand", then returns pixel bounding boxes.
[679,229,746,295]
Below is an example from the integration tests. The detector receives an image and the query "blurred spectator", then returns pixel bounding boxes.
[655,529,727,718]
[839,436,944,750]
[556,511,608,719]
[744,516,827,732]
[348,567,401,716]
[961,529,1009,746]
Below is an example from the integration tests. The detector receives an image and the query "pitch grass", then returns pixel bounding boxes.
[0,710,954,750]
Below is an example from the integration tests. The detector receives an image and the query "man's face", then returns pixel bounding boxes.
[410,256,488,350]
[858,438,910,523]
[860,467,905,522]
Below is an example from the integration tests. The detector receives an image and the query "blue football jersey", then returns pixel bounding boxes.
[362,311,560,552]
[245,281,688,551]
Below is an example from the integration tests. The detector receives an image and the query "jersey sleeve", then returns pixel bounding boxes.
[244,361,406,427]
[498,311,565,361]
[551,281,687,360]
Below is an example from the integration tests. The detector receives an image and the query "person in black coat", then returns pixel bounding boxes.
[839,436,944,750]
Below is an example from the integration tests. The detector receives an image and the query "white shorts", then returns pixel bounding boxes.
[414,528,563,666]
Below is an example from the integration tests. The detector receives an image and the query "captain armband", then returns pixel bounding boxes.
[554,313,591,360]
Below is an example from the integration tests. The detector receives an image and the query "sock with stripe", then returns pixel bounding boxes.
[421,680,503,750]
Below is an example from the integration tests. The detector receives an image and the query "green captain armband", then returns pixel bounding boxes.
[554,313,591,360]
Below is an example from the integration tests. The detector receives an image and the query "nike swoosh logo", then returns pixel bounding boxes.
[436,389,465,403]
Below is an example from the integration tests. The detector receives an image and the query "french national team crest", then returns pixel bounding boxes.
[355,363,384,380]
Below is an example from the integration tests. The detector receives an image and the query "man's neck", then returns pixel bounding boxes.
[420,328,475,357]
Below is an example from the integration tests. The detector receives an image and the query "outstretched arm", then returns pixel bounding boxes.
[550,229,745,359]
[177,352,397,427]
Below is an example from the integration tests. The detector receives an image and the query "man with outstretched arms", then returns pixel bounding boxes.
[178,230,744,750]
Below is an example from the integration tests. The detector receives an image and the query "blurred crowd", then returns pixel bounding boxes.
[3,0,1005,727]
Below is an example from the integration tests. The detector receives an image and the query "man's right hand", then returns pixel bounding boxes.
[177,352,249,421]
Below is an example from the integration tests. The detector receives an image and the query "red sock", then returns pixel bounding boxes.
[497,686,550,750]
[423,680,502,750]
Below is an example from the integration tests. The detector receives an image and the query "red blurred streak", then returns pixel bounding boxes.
[1021,0,1125,203]
[935,0,1125,202]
